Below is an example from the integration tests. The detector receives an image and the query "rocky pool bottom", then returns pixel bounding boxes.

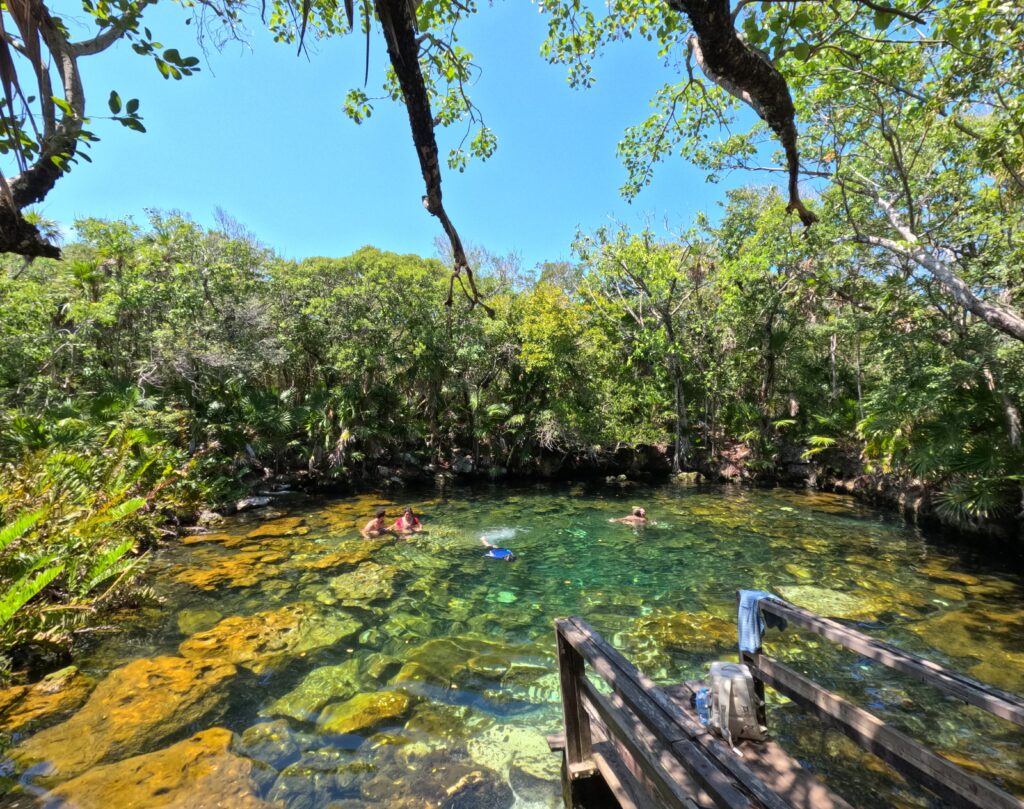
[1,483,1023,809]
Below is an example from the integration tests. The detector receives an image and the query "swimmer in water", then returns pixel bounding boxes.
[393,507,423,535]
[609,507,654,526]
[480,536,516,562]
[361,509,395,539]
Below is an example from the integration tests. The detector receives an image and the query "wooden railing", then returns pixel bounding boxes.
[555,616,798,809]
[555,604,1024,809]
[745,596,1024,809]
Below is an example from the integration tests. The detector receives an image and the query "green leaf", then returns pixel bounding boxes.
[52,96,73,116]
[108,90,121,114]
[0,509,45,554]
[791,43,811,61]
[0,564,64,629]
[873,9,895,29]
[126,98,140,114]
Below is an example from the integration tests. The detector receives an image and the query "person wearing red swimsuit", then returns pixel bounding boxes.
[393,507,422,534]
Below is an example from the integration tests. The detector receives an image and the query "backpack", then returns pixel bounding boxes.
[708,661,767,749]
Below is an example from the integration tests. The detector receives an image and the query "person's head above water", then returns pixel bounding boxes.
[403,507,414,517]
[633,507,646,518]
[486,547,516,562]
[375,508,386,519]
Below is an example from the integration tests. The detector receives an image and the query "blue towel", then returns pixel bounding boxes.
[738,590,785,653]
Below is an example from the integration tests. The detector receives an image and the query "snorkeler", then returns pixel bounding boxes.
[480,536,516,562]
[609,507,653,526]
[393,507,423,535]
[361,509,394,539]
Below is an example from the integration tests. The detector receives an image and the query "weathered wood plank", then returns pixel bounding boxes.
[749,652,1024,809]
[585,700,714,809]
[560,616,795,809]
[666,684,856,809]
[556,618,595,777]
[592,743,652,809]
[580,676,751,809]
[758,599,1024,728]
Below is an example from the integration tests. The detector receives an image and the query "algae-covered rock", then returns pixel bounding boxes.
[247,516,309,539]
[404,701,494,743]
[180,531,236,545]
[176,608,223,636]
[43,728,272,809]
[509,764,561,808]
[0,666,94,734]
[262,659,364,722]
[392,635,536,687]
[776,586,887,620]
[304,543,374,572]
[316,690,412,735]
[466,723,561,781]
[631,610,736,653]
[328,562,399,606]
[359,747,510,809]
[909,607,1024,692]
[361,652,401,682]
[179,604,361,674]
[267,748,367,809]
[175,546,289,590]
[442,769,516,809]
[236,719,301,770]
[13,656,236,781]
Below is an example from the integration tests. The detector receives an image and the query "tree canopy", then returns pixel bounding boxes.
[0,0,1021,347]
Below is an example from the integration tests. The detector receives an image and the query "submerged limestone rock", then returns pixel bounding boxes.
[0,666,94,734]
[329,562,399,606]
[176,608,223,636]
[359,747,511,809]
[316,690,413,735]
[268,749,372,808]
[43,727,272,809]
[179,604,360,674]
[13,656,236,781]
[909,607,1024,692]
[390,635,538,688]
[175,546,289,590]
[466,723,561,781]
[404,701,494,744]
[247,516,309,539]
[180,531,236,545]
[631,610,737,653]
[261,659,364,722]
[776,586,889,620]
[304,543,374,572]
[236,719,301,770]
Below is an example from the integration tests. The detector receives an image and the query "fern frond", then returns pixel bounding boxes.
[0,564,64,629]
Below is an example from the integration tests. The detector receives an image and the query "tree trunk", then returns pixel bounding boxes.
[669,353,690,472]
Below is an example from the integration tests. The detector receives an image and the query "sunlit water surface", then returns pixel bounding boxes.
[6,483,1024,808]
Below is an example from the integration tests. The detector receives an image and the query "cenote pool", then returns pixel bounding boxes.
[3,483,1024,808]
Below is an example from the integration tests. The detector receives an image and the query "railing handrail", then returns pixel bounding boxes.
[555,615,793,809]
[755,596,1024,728]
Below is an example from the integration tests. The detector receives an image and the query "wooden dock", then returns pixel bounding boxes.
[549,593,1024,809]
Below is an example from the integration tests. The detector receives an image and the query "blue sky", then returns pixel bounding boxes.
[37,1,757,270]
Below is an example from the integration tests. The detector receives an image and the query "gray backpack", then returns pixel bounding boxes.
[708,661,767,749]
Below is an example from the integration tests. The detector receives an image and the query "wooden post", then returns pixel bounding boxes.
[737,590,769,729]
[556,618,594,777]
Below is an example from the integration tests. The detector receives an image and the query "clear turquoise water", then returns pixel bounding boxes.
[11,482,1024,807]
